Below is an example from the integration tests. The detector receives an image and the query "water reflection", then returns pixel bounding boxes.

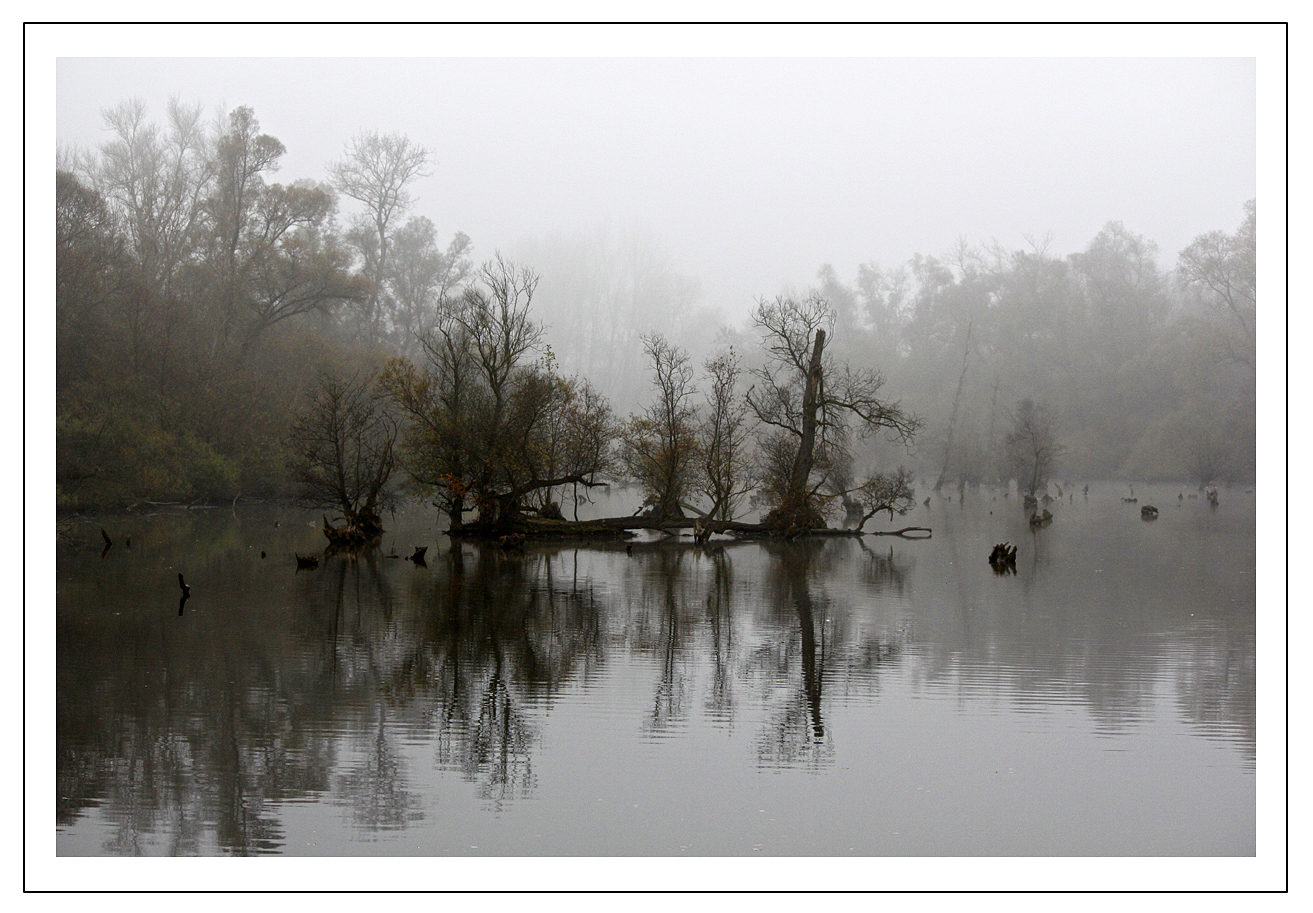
[757,542,832,768]
[861,541,914,591]
[55,491,1256,855]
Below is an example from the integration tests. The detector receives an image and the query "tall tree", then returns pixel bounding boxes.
[1003,398,1064,496]
[204,108,367,351]
[56,170,133,389]
[385,217,473,357]
[621,334,701,520]
[383,256,614,529]
[93,97,212,393]
[935,320,973,490]
[209,106,286,285]
[95,97,211,293]
[747,293,918,528]
[288,370,401,528]
[61,100,375,506]
[1177,200,1256,371]
[696,349,756,521]
[329,131,432,343]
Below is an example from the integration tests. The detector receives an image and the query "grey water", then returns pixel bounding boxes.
[54,483,1255,856]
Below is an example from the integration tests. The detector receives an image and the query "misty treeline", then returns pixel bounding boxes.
[56,100,1255,525]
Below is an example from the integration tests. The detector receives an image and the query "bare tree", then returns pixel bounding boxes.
[747,293,918,528]
[384,256,613,529]
[697,348,755,521]
[383,259,535,529]
[1177,200,1256,371]
[935,320,972,490]
[1003,399,1064,496]
[288,370,400,529]
[621,334,701,520]
[93,97,212,391]
[96,97,211,292]
[461,256,544,457]
[848,468,916,531]
[329,131,432,342]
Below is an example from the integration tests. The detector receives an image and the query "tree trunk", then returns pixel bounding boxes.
[935,321,972,491]
[788,328,826,501]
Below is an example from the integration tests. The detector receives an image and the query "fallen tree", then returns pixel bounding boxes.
[446,512,929,542]
[866,526,933,539]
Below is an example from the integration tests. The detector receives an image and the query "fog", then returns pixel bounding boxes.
[37,24,1278,494]
[50,38,1258,322]
[30,21,1292,885]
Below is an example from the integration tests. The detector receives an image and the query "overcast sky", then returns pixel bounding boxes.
[41,24,1271,321]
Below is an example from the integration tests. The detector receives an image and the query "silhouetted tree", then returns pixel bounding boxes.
[696,348,756,521]
[848,468,916,531]
[621,334,701,520]
[747,293,918,528]
[1003,399,1064,496]
[383,256,615,529]
[288,369,400,526]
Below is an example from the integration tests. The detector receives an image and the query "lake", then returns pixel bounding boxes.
[53,482,1256,863]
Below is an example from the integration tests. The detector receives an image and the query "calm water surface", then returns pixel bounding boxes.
[55,484,1255,856]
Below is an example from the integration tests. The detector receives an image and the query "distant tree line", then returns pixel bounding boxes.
[808,205,1256,491]
[56,98,1256,523]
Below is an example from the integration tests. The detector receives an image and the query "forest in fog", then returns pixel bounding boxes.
[54,100,1257,516]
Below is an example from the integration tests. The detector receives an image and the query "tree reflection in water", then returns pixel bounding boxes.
[413,546,588,808]
[859,541,913,595]
[703,548,735,725]
[56,500,1257,856]
[52,522,916,852]
[753,542,834,769]
[643,549,692,736]
[336,705,421,833]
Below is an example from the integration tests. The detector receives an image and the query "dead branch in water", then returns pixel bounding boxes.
[865,526,933,539]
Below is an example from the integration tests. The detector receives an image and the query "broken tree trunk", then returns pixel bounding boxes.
[788,327,827,505]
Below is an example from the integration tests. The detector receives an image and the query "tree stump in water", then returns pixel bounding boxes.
[989,542,1018,575]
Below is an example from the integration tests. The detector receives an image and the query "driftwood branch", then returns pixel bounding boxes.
[551,516,930,540]
[865,526,932,539]
[587,516,763,534]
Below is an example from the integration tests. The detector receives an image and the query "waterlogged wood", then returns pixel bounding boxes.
[449,514,931,541]
[589,516,929,539]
